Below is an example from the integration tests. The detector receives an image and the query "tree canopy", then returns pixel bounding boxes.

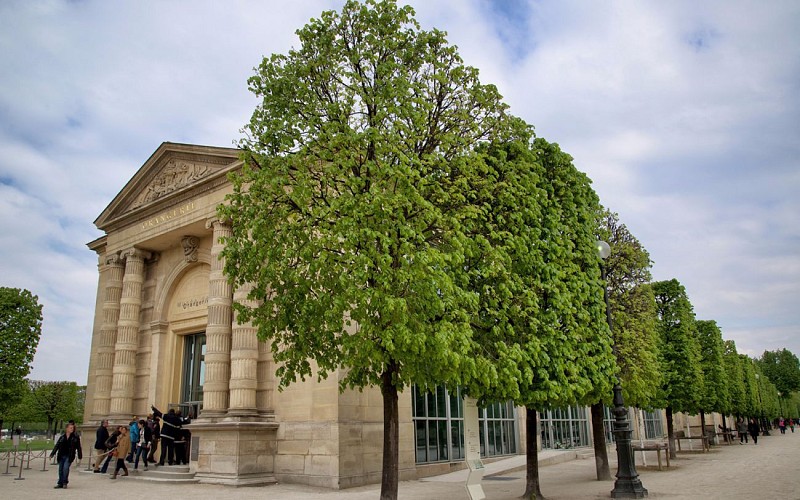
[652,279,704,413]
[594,209,660,408]
[696,320,728,415]
[0,287,43,432]
[220,1,517,497]
[758,348,800,401]
[722,340,746,416]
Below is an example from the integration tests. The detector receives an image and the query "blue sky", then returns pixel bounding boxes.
[0,0,798,385]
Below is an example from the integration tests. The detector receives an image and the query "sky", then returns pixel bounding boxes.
[0,0,798,385]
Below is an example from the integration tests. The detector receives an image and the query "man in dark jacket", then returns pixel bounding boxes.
[92,419,109,472]
[147,415,161,464]
[50,422,82,489]
[152,405,183,466]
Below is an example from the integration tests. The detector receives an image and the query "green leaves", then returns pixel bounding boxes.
[594,209,660,408]
[652,279,704,414]
[0,287,43,420]
[223,0,514,395]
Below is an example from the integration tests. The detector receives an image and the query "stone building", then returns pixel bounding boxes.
[85,141,712,489]
[83,142,432,487]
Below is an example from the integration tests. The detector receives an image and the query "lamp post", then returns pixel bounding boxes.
[597,240,648,499]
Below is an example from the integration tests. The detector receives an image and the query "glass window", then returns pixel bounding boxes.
[412,385,517,464]
[540,405,591,449]
[643,410,664,439]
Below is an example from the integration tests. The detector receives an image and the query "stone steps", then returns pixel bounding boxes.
[135,464,198,483]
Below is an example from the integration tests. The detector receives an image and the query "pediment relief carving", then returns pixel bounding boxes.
[95,143,241,231]
[130,159,214,209]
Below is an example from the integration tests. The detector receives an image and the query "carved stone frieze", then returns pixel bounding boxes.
[131,159,213,209]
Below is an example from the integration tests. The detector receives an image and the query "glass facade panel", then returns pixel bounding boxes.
[412,385,517,464]
[643,410,664,439]
[540,405,591,449]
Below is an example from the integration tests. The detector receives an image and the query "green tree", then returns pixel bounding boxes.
[461,137,615,499]
[221,2,512,498]
[26,380,80,437]
[695,320,728,437]
[759,349,800,412]
[652,279,704,458]
[0,287,43,438]
[740,354,759,418]
[722,340,746,418]
[587,209,660,480]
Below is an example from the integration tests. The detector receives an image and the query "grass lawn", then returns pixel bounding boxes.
[0,439,54,452]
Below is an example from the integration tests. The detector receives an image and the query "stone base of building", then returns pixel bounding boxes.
[189,417,279,487]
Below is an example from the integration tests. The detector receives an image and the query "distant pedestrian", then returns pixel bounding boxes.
[737,418,748,444]
[779,417,786,434]
[50,421,82,489]
[748,418,760,444]
[93,419,109,472]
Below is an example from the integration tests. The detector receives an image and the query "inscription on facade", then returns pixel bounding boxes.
[140,201,196,230]
[176,295,208,311]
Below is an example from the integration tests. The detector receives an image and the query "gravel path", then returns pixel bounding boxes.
[3,430,798,499]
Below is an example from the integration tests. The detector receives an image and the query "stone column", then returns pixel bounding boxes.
[109,248,149,418]
[91,253,124,418]
[227,283,259,416]
[201,219,233,418]
[257,338,275,415]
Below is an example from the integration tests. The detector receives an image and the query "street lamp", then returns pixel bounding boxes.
[597,240,648,499]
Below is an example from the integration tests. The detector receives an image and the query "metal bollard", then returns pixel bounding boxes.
[86,447,93,471]
[3,450,10,475]
[11,447,18,467]
[24,445,32,470]
[41,450,49,472]
[15,451,24,480]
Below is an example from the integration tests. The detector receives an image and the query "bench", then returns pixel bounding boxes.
[631,442,670,470]
[675,435,710,452]
[716,430,736,445]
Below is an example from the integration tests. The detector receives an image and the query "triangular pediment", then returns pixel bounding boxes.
[95,142,241,231]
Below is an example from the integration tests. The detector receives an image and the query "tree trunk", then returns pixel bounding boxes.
[666,407,676,459]
[699,410,707,445]
[379,363,399,500]
[523,407,546,500]
[590,402,612,480]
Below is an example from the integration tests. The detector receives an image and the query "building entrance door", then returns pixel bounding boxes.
[180,332,206,417]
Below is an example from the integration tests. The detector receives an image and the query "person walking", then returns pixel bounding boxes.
[111,426,130,479]
[748,417,760,445]
[147,415,161,464]
[92,419,109,472]
[779,417,786,434]
[50,421,82,489]
[737,418,748,444]
[134,419,152,471]
[99,426,122,474]
[127,417,139,462]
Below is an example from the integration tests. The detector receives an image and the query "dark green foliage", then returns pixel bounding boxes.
[696,320,728,414]
[652,279,704,414]
[722,340,746,416]
[594,209,660,408]
[758,349,800,402]
[0,287,43,430]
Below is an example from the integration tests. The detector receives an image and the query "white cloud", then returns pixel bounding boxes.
[0,0,798,384]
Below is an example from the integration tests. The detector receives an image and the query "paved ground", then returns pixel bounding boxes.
[3,431,799,499]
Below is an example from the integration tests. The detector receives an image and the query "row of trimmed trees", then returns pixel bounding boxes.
[217,2,800,499]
